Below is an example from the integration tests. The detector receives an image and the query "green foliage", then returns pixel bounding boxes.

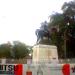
[48,0,75,58]
[0,43,11,58]
[50,13,64,26]
[12,41,29,59]
[0,41,30,59]
[62,1,75,16]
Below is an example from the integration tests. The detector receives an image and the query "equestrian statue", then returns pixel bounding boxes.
[35,21,51,44]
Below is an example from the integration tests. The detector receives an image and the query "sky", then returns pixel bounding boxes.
[0,0,72,46]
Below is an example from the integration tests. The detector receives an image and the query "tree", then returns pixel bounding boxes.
[50,13,64,26]
[12,41,30,59]
[49,13,65,58]
[62,1,75,58]
[0,41,31,59]
[48,0,75,58]
[0,42,12,58]
[62,1,75,19]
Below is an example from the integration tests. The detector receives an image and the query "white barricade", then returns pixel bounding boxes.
[23,64,75,75]
[0,63,75,75]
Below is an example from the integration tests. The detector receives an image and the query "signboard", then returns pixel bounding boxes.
[0,64,22,75]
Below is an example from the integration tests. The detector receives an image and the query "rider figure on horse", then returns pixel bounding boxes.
[35,21,51,44]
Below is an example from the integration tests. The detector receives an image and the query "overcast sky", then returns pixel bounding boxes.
[0,0,72,46]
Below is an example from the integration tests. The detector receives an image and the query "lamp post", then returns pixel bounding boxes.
[64,30,67,61]
[64,22,69,62]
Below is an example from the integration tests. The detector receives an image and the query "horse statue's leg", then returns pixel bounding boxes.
[37,32,42,44]
[37,36,40,44]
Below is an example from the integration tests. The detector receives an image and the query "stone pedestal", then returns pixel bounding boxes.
[1,59,6,64]
[32,44,58,63]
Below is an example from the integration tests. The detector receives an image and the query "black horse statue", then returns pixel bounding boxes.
[35,22,51,44]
